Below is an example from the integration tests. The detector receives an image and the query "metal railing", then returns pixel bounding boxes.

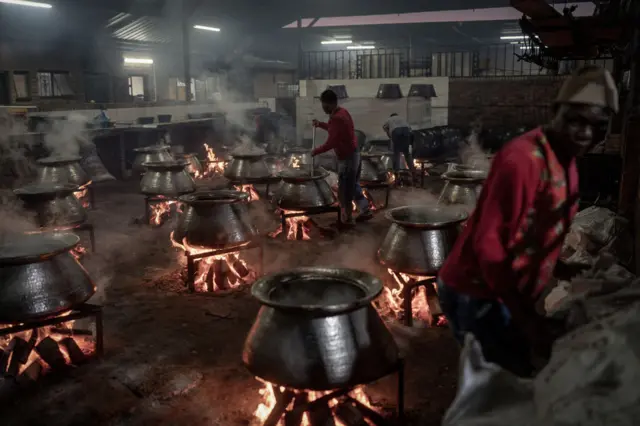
[300,44,615,80]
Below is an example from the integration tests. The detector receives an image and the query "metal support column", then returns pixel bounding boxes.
[182,0,192,103]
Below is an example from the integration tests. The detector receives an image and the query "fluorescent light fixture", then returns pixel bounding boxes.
[0,0,52,8]
[333,35,352,39]
[500,35,526,40]
[321,39,352,45]
[347,45,375,50]
[194,25,221,32]
[124,57,154,64]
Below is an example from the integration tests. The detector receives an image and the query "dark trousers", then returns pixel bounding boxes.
[436,278,535,377]
[337,150,368,219]
[391,127,414,172]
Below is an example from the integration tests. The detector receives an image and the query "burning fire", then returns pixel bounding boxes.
[149,198,178,227]
[235,185,261,202]
[201,143,227,177]
[71,244,87,261]
[376,269,443,325]
[269,210,311,241]
[73,182,92,209]
[0,314,95,380]
[170,233,257,292]
[253,379,378,426]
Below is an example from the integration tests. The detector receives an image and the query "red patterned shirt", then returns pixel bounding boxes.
[439,127,579,301]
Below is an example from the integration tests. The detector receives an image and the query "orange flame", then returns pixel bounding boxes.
[71,243,87,261]
[235,185,261,202]
[149,199,177,226]
[268,210,311,241]
[377,269,437,324]
[253,378,378,426]
[73,181,92,209]
[170,232,256,292]
[201,143,227,177]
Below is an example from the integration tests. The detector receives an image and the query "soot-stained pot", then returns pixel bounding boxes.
[439,169,487,206]
[274,168,336,210]
[0,232,96,323]
[140,160,196,197]
[224,148,272,183]
[132,145,173,174]
[172,190,258,249]
[378,205,468,275]
[243,267,399,390]
[36,155,90,187]
[360,153,389,183]
[176,153,204,177]
[14,183,87,228]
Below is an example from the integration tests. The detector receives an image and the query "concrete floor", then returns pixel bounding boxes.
[0,177,459,426]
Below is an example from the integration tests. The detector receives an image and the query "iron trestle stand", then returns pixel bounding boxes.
[279,205,342,241]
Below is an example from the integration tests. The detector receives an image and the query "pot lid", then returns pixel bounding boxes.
[284,147,311,154]
[0,232,79,265]
[142,160,189,171]
[133,145,170,153]
[278,168,328,183]
[14,183,79,197]
[442,169,488,183]
[179,190,248,205]
[37,155,82,166]
[230,147,267,158]
[386,206,468,229]
[251,267,383,315]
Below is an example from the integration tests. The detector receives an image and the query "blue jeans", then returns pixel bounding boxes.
[437,278,535,377]
[391,127,414,172]
[338,151,369,220]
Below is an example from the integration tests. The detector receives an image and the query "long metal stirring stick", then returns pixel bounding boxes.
[310,125,316,176]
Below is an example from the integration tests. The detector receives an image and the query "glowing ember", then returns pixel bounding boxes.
[268,210,311,241]
[235,184,261,202]
[413,160,432,176]
[149,198,177,227]
[290,156,301,169]
[0,315,96,378]
[73,182,92,209]
[253,378,378,426]
[200,143,227,177]
[71,243,87,261]
[170,232,257,293]
[375,269,442,325]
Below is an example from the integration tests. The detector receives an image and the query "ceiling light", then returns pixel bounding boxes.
[500,35,526,40]
[0,0,52,8]
[321,39,352,44]
[347,45,375,50]
[194,25,221,32]
[124,57,154,64]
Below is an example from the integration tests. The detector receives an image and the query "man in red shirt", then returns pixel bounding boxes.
[437,66,618,376]
[312,89,372,225]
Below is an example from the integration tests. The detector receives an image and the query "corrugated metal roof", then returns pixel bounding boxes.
[109,14,173,44]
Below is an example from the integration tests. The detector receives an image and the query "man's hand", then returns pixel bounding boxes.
[312,119,320,128]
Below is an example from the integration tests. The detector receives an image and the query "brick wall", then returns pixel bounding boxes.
[447,76,567,128]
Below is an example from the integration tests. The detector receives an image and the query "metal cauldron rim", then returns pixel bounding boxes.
[385,205,468,229]
[284,147,312,154]
[14,183,80,197]
[277,168,329,183]
[142,160,190,171]
[229,149,267,159]
[179,190,249,205]
[442,169,488,183]
[37,155,82,166]
[251,267,383,315]
[133,145,171,153]
[0,232,80,265]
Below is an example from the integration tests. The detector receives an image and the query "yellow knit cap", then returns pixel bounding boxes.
[555,66,619,113]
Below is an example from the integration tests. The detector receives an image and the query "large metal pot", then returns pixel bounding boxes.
[243,267,399,390]
[378,206,468,275]
[360,153,389,183]
[176,153,204,177]
[132,145,173,174]
[224,148,272,182]
[380,151,409,171]
[36,155,90,187]
[172,190,258,249]
[14,183,87,228]
[264,155,285,176]
[140,160,196,196]
[274,168,336,210]
[439,169,487,206]
[0,232,96,323]
[284,148,312,169]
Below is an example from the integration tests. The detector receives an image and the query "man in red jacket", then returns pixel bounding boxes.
[437,66,618,376]
[312,89,372,225]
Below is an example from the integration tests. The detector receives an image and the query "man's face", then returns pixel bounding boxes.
[554,104,609,157]
[321,101,335,115]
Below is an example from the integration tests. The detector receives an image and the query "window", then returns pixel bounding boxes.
[128,75,146,99]
[37,71,74,97]
[13,72,30,100]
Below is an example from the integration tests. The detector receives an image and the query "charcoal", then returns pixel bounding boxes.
[0,349,9,374]
[6,337,33,377]
[264,389,294,426]
[296,222,304,241]
[213,259,226,291]
[35,337,67,370]
[349,398,388,426]
[284,393,308,426]
[51,327,93,337]
[308,398,335,426]
[335,401,367,426]
[60,337,87,365]
[17,361,42,385]
[230,256,249,278]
